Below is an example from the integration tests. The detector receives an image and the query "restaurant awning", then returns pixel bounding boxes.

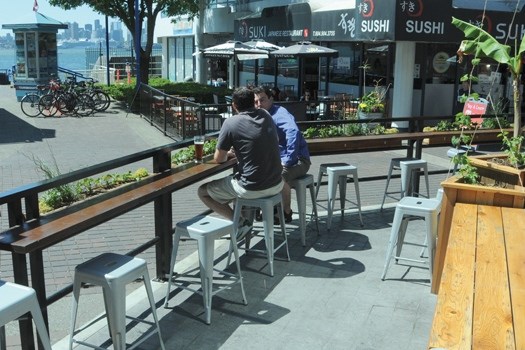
[234,3,312,42]
[311,2,357,41]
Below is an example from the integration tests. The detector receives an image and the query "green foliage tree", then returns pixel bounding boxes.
[452,16,525,138]
[49,0,200,85]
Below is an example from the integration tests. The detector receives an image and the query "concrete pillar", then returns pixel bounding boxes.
[194,0,207,84]
[392,41,416,130]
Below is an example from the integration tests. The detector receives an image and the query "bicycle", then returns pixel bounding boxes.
[82,78,111,112]
[20,85,49,117]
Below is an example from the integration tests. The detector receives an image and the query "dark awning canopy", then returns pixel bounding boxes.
[235,0,525,44]
[234,3,311,42]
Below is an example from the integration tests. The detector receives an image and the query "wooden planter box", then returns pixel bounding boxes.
[432,175,525,294]
[468,153,525,186]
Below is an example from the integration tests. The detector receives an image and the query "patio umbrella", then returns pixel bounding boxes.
[270,41,339,97]
[199,40,268,87]
[270,41,339,59]
[201,40,268,61]
[243,39,283,86]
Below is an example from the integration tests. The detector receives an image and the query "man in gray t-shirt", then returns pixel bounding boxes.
[198,87,283,238]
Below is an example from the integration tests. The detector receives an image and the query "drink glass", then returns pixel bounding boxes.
[194,135,205,163]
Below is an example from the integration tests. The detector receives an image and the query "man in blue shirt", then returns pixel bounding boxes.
[254,87,311,223]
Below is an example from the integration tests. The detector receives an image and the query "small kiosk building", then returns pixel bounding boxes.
[2,12,68,101]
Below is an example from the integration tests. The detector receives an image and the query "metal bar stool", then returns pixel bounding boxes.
[228,193,290,277]
[69,253,165,350]
[0,281,52,350]
[316,163,364,231]
[164,215,247,325]
[290,174,319,246]
[381,195,442,282]
[380,158,430,210]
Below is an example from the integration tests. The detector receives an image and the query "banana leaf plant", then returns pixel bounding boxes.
[452,16,525,138]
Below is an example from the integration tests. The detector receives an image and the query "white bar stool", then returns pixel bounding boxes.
[0,280,52,350]
[229,193,290,277]
[380,157,430,210]
[69,253,165,350]
[290,174,319,246]
[381,196,442,282]
[164,215,247,325]
[316,163,364,231]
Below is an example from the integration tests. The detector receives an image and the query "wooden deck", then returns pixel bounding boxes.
[428,203,525,349]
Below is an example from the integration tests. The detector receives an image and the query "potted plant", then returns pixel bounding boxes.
[357,83,389,128]
[451,17,525,187]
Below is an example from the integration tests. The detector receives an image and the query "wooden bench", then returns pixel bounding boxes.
[428,203,525,349]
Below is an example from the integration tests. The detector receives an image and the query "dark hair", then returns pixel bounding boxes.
[232,87,255,111]
[252,86,273,99]
[271,87,280,101]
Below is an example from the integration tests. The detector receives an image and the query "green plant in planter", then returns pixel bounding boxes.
[499,131,525,167]
[452,16,525,138]
[171,138,218,165]
[358,89,386,114]
[451,133,479,184]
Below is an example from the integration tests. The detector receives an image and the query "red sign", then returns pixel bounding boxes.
[463,98,488,116]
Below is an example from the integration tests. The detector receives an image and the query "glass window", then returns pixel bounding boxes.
[327,42,361,86]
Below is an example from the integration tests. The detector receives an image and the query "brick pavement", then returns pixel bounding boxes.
[0,84,456,348]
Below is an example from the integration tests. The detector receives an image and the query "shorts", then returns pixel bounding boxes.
[206,175,284,204]
[282,158,311,183]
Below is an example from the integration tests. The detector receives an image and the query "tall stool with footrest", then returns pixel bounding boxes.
[316,163,364,230]
[290,174,319,246]
[69,253,165,350]
[228,193,290,277]
[380,157,430,210]
[164,215,247,325]
[0,280,52,350]
[381,191,442,282]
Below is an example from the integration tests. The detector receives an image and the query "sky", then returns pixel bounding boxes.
[0,0,106,35]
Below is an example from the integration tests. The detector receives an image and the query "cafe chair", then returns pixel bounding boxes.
[381,158,430,210]
[290,174,319,246]
[0,280,52,350]
[69,253,165,350]
[316,163,364,230]
[381,190,443,282]
[164,215,247,325]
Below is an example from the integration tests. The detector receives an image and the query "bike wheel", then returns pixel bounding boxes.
[57,92,78,115]
[38,94,59,117]
[20,93,42,117]
[75,93,95,117]
[91,90,111,112]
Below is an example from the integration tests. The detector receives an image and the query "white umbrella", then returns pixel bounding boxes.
[198,41,269,87]
[243,39,283,52]
[242,39,284,86]
[200,40,268,61]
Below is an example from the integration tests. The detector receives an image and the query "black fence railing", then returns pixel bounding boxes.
[138,84,228,141]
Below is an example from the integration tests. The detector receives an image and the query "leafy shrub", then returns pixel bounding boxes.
[171,139,218,165]
[101,80,232,105]
[40,168,150,213]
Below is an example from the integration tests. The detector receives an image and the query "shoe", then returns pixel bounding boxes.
[236,220,253,241]
[274,210,293,225]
